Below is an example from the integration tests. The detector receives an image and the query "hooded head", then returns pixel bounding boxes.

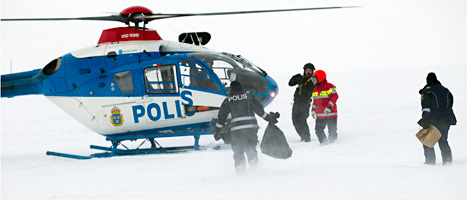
[303,63,315,77]
[230,81,244,93]
[419,72,441,94]
[426,72,439,85]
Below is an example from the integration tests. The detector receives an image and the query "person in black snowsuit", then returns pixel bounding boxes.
[288,63,315,142]
[214,81,280,172]
[419,72,457,165]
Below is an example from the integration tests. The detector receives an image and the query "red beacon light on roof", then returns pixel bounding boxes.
[120,6,153,15]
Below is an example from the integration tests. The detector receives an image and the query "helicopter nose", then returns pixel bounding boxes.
[262,76,279,107]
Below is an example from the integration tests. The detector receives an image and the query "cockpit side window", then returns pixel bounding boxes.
[144,65,178,94]
[179,60,220,92]
[114,71,134,93]
[211,60,234,87]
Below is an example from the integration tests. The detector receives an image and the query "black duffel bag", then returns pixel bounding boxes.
[260,123,293,159]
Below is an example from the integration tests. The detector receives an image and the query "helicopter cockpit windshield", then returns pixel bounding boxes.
[187,53,268,95]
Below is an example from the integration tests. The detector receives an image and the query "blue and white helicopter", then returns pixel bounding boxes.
[1,6,355,159]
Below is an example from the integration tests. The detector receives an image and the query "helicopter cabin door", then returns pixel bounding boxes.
[134,63,184,129]
[178,59,225,122]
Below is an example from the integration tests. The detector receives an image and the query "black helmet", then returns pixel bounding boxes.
[303,63,315,71]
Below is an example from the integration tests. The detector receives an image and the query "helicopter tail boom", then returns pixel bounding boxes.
[1,69,43,98]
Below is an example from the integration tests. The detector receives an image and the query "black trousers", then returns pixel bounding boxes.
[292,101,311,141]
[315,118,338,144]
[423,124,452,164]
[231,128,258,170]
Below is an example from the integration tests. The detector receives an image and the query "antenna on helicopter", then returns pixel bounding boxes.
[194,31,201,45]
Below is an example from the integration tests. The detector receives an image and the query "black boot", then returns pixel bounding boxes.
[423,145,436,165]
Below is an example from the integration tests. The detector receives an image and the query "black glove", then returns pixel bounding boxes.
[268,112,280,124]
[296,76,304,85]
[213,127,222,141]
[417,118,430,129]
[274,112,280,119]
[324,107,332,114]
[292,74,304,85]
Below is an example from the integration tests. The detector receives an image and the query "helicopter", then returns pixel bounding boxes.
[1,6,357,159]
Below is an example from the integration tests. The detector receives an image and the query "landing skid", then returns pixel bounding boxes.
[46,131,217,159]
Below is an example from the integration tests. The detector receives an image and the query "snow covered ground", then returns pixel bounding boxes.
[1,0,466,199]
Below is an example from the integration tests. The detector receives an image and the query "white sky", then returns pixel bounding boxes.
[1,0,466,75]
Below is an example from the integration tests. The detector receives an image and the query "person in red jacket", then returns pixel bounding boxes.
[311,70,339,144]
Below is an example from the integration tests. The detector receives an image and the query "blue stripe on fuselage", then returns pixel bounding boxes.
[104,121,212,138]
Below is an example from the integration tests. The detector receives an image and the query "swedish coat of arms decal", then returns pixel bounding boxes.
[110,107,124,127]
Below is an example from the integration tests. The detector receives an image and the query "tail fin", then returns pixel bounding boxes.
[1,69,42,98]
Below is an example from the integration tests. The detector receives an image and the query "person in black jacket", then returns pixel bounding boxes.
[288,63,315,142]
[419,72,457,165]
[214,81,280,173]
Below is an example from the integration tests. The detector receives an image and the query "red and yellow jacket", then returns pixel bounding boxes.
[311,80,338,119]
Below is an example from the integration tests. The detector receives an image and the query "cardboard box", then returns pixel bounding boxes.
[416,124,441,148]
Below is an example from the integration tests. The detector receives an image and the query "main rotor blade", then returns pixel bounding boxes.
[1,6,359,23]
[1,15,125,22]
[135,6,360,21]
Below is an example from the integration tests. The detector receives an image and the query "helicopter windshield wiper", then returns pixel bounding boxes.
[222,52,267,76]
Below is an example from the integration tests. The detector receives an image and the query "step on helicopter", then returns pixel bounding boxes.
[1,5,357,159]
